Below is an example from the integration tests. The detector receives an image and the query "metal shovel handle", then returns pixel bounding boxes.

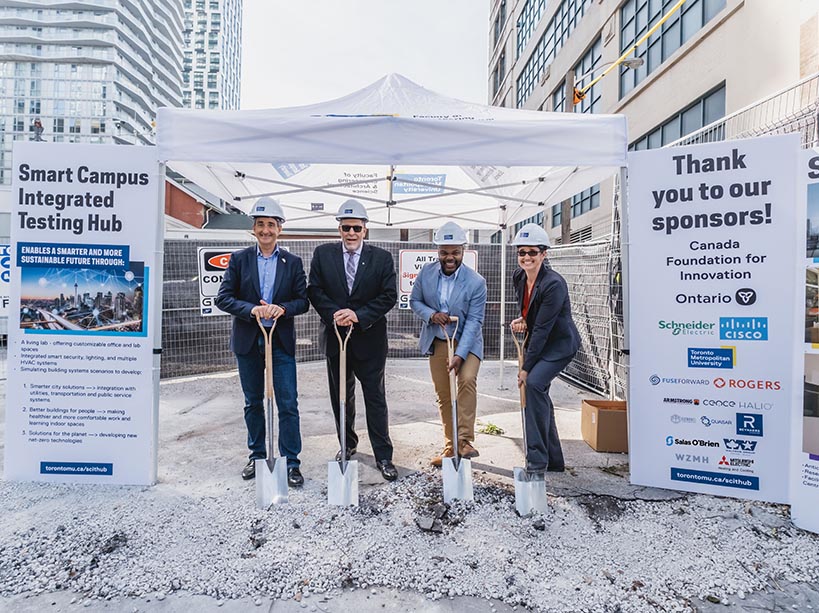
[510,323,530,470]
[333,322,353,472]
[255,313,277,460]
[440,316,460,466]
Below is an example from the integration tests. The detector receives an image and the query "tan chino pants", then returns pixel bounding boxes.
[429,338,480,451]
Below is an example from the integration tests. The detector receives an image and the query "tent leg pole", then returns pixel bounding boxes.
[499,224,507,391]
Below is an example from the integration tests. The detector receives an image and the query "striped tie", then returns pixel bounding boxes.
[345,250,356,292]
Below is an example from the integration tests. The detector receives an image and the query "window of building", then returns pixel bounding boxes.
[493,0,507,49]
[492,49,506,98]
[53,118,64,133]
[551,203,561,228]
[69,119,81,134]
[629,84,725,150]
[571,185,600,217]
[574,37,602,114]
[552,82,565,112]
[620,0,726,98]
[516,0,546,58]
[516,0,593,107]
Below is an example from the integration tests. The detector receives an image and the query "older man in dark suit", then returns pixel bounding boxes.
[215,197,308,486]
[307,199,399,481]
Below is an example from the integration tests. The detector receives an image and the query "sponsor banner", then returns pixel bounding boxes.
[0,243,9,318]
[5,142,160,485]
[628,135,801,503]
[794,150,819,533]
[197,247,242,316]
[397,249,477,310]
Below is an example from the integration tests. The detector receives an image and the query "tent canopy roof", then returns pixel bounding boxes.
[157,74,627,229]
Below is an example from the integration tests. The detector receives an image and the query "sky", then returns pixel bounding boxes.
[240,1,491,110]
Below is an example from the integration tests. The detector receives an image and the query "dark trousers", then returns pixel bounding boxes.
[236,335,301,468]
[326,350,393,462]
[524,355,573,470]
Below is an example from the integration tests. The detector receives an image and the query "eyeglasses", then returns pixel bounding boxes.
[340,225,364,233]
[517,249,541,257]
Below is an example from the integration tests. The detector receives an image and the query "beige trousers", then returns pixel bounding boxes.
[429,338,480,451]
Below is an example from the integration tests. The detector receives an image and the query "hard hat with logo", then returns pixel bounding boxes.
[335,199,369,222]
[511,223,551,248]
[433,221,468,246]
[249,197,285,222]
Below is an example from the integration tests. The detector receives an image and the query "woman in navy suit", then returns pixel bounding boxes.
[510,223,580,473]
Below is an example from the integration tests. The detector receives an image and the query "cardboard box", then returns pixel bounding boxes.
[581,400,628,453]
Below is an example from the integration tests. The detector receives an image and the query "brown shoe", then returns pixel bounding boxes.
[430,447,454,467]
[459,441,479,459]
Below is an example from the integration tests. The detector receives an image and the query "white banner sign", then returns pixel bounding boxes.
[5,142,161,485]
[627,135,802,503]
[397,249,477,310]
[197,247,239,316]
[794,149,819,533]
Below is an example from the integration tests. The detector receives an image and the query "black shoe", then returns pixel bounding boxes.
[287,467,304,487]
[377,460,398,482]
[547,465,565,473]
[242,459,256,480]
[335,447,357,462]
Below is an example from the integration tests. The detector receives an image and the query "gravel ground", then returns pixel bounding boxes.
[1,360,819,612]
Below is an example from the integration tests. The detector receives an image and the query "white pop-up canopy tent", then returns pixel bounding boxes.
[157,73,628,377]
[157,73,627,230]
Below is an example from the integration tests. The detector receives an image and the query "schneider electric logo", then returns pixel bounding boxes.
[658,320,715,336]
[719,317,768,341]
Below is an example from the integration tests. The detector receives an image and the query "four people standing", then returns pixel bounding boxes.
[218,199,579,485]
[410,222,487,467]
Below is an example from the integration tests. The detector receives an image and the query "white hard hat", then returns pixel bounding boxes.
[511,223,551,248]
[433,221,468,246]
[335,199,369,222]
[249,197,285,221]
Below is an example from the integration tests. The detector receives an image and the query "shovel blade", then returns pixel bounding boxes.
[513,466,548,516]
[327,460,359,506]
[442,457,474,503]
[256,457,289,509]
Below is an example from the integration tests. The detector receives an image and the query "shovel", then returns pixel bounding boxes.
[327,322,359,506]
[440,316,474,503]
[254,314,289,509]
[510,324,548,516]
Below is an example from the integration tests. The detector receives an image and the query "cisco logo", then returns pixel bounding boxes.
[719,317,768,341]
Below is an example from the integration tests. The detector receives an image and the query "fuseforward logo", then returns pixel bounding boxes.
[658,320,715,335]
[713,377,780,390]
[651,375,710,386]
[719,317,768,341]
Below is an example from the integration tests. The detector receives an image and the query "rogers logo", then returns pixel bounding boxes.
[207,253,232,270]
[714,378,781,391]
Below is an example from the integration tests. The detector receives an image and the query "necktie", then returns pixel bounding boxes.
[345,250,356,292]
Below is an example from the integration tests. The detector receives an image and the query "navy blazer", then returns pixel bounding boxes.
[215,244,308,356]
[513,263,580,372]
[307,241,397,360]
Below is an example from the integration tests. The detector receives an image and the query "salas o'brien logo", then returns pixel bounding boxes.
[713,377,780,391]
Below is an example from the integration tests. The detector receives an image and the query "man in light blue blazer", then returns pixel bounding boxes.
[410,222,487,466]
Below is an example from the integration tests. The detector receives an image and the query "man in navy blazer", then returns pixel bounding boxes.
[215,198,308,486]
[307,199,399,481]
[410,222,487,466]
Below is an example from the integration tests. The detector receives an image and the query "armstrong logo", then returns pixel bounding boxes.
[671,414,697,424]
[203,251,233,271]
[651,375,710,387]
[713,377,780,390]
[700,416,733,427]
[724,438,758,453]
[658,320,715,336]
[665,436,720,448]
[719,317,768,341]
[663,397,700,405]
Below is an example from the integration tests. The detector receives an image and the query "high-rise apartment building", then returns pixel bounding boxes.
[182,0,241,110]
[0,0,185,184]
[490,0,819,244]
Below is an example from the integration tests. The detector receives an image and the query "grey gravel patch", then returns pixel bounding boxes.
[2,472,819,612]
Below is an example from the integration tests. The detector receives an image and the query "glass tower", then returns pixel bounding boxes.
[0,1,185,184]
[182,0,241,110]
